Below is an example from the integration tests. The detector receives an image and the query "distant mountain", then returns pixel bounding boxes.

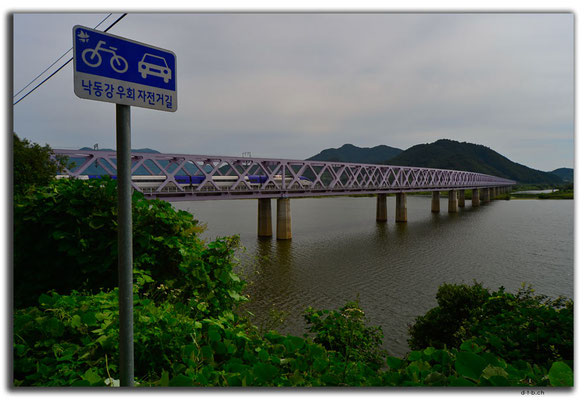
[386,139,562,185]
[307,143,403,164]
[550,168,573,182]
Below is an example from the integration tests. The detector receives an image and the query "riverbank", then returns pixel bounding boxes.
[510,190,573,200]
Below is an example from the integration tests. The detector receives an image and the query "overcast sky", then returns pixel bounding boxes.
[12,12,574,171]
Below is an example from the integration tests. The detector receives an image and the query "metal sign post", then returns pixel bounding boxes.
[116,103,133,386]
[73,25,177,387]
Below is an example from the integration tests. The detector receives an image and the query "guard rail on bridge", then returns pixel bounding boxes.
[53,149,515,202]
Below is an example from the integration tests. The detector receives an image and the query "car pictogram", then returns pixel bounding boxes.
[138,53,172,83]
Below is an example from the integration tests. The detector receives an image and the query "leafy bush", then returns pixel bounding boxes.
[303,300,386,370]
[13,133,69,196]
[408,282,490,349]
[13,178,573,387]
[15,288,572,387]
[13,178,245,314]
[462,285,573,366]
[14,288,380,387]
[381,340,572,387]
[408,282,573,367]
[14,288,248,386]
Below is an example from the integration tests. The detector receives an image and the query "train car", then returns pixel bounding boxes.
[60,174,312,190]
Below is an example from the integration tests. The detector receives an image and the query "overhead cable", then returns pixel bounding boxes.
[13,13,113,99]
[12,13,128,106]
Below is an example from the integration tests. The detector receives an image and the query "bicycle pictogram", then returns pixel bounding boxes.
[82,40,129,73]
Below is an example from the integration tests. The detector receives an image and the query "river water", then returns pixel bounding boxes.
[173,196,574,356]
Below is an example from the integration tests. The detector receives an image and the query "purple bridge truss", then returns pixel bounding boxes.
[53,149,515,202]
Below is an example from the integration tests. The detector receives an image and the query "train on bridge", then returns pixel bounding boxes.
[52,149,515,240]
[57,174,313,190]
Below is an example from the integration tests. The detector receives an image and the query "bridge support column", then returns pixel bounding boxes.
[431,191,440,213]
[257,198,272,237]
[481,188,489,203]
[458,189,465,207]
[276,198,292,240]
[448,190,458,213]
[472,188,480,207]
[395,193,407,222]
[376,194,387,222]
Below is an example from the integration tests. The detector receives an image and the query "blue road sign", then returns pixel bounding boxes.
[73,25,177,112]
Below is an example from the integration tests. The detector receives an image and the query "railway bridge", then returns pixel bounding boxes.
[54,149,515,240]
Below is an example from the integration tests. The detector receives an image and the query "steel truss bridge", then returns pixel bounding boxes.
[53,149,515,202]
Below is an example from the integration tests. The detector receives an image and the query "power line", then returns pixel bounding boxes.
[13,13,113,99]
[13,13,128,106]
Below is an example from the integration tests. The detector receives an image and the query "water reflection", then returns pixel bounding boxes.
[275,240,293,270]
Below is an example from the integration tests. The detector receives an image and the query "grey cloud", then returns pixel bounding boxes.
[13,13,573,170]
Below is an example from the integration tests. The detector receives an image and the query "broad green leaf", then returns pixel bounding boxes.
[258,349,269,362]
[549,361,573,387]
[284,335,305,352]
[455,351,488,381]
[38,293,54,306]
[208,326,221,342]
[408,350,422,361]
[488,375,509,386]
[71,314,82,328]
[460,340,482,353]
[387,356,403,370]
[424,371,444,385]
[449,376,476,387]
[252,362,278,383]
[423,347,436,356]
[169,374,193,386]
[482,365,508,381]
[81,312,97,326]
[82,368,102,385]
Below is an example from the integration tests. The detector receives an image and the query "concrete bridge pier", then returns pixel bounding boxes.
[257,198,273,237]
[481,188,490,203]
[376,194,388,222]
[472,188,480,207]
[431,191,440,213]
[276,198,292,240]
[448,190,458,213]
[458,189,465,208]
[395,193,407,222]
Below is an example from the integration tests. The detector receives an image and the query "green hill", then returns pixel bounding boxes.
[307,143,403,164]
[386,139,562,185]
[550,168,573,182]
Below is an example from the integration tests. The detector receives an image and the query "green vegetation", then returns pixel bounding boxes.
[13,144,573,387]
[409,282,573,367]
[13,133,69,196]
[13,177,244,312]
[386,139,563,185]
[511,189,573,200]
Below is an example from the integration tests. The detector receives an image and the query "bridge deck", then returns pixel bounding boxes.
[53,149,516,201]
